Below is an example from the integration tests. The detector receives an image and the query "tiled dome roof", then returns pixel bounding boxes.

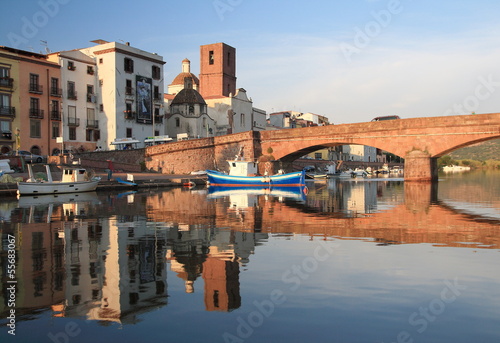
[171,72,199,86]
[171,88,206,105]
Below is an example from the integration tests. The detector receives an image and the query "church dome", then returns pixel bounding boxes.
[169,58,199,87]
[171,87,206,105]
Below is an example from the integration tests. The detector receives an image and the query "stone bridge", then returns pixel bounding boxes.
[145,112,500,181]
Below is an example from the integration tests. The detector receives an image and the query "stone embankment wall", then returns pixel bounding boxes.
[49,149,145,172]
[145,131,260,174]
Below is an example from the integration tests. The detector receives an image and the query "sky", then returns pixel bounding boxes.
[1,0,500,124]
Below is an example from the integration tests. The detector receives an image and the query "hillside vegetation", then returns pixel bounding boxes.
[449,139,500,161]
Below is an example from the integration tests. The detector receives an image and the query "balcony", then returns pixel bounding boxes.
[67,117,80,127]
[0,77,13,89]
[86,119,99,129]
[29,83,43,94]
[67,91,78,100]
[124,110,135,120]
[87,93,97,103]
[125,87,134,97]
[153,92,162,102]
[154,115,163,124]
[50,87,62,97]
[29,108,44,119]
[1,131,12,140]
[0,106,15,116]
[51,110,61,121]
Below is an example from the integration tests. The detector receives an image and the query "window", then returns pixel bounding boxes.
[94,130,100,141]
[241,113,245,127]
[50,77,60,96]
[68,81,76,99]
[152,65,161,80]
[99,58,103,64]
[67,61,75,70]
[52,122,60,139]
[154,85,160,100]
[1,120,11,138]
[87,66,94,75]
[0,93,12,115]
[227,52,231,66]
[124,58,134,73]
[126,128,132,138]
[86,129,93,141]
[69,127,76,140]
[29,73,41,93]
[30,97,41,118]
[209,51,214,65]
[126,79,132,95]
[175,118,180,127]
[30,119,41,138]
[87,108,96,128]
[87,85,95,102]
[51,100,60,120]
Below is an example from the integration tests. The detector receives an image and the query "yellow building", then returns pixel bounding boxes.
[0,47,20,154]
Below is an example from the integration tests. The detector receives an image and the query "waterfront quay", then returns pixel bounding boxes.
[0,170,208,197]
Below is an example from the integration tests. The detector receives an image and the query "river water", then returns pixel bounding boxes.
[0,171,499,343]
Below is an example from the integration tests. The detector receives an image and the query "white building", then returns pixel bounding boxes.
[205,88,267,136]
[79,40,166,149]
[166,76,215,139]
[47,50,100,153]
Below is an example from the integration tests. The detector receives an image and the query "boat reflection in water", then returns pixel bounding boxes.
[0,173,499,342]
[207,185,308,205]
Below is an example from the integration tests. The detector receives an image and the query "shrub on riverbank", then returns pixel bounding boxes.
[438,155,500,170]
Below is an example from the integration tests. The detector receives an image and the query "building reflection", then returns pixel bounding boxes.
[1,178,499,324]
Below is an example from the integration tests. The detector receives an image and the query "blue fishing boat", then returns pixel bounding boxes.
[206,158,306,187]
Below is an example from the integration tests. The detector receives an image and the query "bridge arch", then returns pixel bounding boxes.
[260,112,500,181]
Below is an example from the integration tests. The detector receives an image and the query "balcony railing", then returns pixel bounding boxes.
[50,87,62,97]
[154,115,163,124]
[29,108,44,119]
[125,87,134,96]
[67,91,78,100]
[153,93,162,101]
[29,84,43,94]
[0,77,13,88]
[87,93,97,103]
[51,110,61,121]
[86,119,99,128]
[67,117,80,126]
[1,131,12,140]
[0,106,15,116]
[124,110,135,120]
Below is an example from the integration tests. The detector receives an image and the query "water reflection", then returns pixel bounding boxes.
[0,174,499,332]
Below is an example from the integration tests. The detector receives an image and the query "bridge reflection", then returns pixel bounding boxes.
[0,179,498,325]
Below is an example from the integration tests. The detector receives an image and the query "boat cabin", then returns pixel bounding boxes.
[228,160,258,177]
[61,168,89,182]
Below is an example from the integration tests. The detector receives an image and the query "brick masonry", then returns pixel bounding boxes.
[77,113,499,181]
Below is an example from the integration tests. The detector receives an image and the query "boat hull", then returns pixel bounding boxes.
[17,180,100,195]
[206,170,306,187]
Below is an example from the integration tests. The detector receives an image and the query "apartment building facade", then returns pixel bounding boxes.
[79,40,166,148]
[0,46,62,156]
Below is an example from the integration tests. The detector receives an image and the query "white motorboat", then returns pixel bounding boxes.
[17,164,101,196]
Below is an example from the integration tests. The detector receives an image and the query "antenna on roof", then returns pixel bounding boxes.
[40,40,51,54]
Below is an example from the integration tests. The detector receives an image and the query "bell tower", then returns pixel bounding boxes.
[199,43,236,98]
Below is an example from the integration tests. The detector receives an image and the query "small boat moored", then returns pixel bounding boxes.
[17,164,101,196]
[206,150,305,187]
